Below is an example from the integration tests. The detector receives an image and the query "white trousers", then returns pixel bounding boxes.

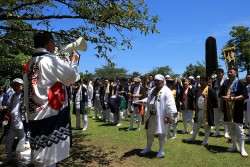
[182,109,194,123]
[75,109,88,129]
[94,96,102,117]
[226,122,245,139]
[130,106,141,129]
[1,127,26,153]
[103,108,111,122]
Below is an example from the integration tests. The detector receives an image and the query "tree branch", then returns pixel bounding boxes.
[0,14,86,21]
[7,0,45,13]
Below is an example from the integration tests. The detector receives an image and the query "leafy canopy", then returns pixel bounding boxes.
[221,26,250,73]
[182,61,206,78]
[0,0,159,61]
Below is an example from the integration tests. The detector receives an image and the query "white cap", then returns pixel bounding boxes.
[155,74,165,81]
[196,75,200,79]
[165,75,170,79]
[189,76,194,80]
[12,78,23,84]
[134,77,141,82]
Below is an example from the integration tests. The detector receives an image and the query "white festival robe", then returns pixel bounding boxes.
[23,48,79,166]
[143,86,177,134]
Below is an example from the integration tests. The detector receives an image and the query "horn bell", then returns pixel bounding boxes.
[60,37,87,53]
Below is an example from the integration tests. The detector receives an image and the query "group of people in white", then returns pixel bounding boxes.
[70,67,250,158]
[0,31,249,166]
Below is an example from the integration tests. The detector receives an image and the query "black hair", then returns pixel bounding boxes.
[200,75,209,82]
[216,68,224,74]
[34,31,54,48]
[120,77,127,82]
[228,67,238,72]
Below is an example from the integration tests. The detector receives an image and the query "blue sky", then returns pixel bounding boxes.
[75,0,250,78]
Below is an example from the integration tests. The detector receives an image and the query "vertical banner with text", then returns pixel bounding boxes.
[223,47,236,70]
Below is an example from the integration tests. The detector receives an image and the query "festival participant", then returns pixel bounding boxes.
[181,78,195,134]
[212,68,229,137]
[126,78,134,121]
[138,74,177,158]
[245,73,250,142]
[0,85,10,122]
[218,68,248,157]
[145,75,155,96]
[175,78,183,118]
[185,76,218,145]
[117,78,128,126]
[23,31,80,166]
[101,79,114,124]
[72,79,88,131]
[92,78,103,119]
[6,84,15,97]
[128,77,145,130]
[166,78,178,139]
[83,79,93,115]
[0,78,26,165]
[194,75,201,89]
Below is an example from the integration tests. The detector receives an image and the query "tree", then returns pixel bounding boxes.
[221,26,250,73]
[84,72,95,82]
[182,61,206,78]
[94,64,128,80]
[144,66,174,78]
[130,71,142,78]
[0,0,159,78]
[0,53,30,79]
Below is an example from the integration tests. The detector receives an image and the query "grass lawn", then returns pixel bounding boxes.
[58,110,250,167]
[1,109,250,167]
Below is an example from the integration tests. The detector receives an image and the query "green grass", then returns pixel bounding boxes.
[1,109,249,167]
[58,110,250,167]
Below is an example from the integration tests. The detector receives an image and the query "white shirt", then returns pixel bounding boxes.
[6,87,15,97]
[132,86,140,103]
[83,83,93,100]
[144,86,177,134]
[0,94,3,109]
[198,95,205,111]
[75,86,82,109]
[10,94,24,129]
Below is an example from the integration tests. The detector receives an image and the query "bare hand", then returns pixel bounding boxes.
[223,95,232,102]
[164,117,169,124]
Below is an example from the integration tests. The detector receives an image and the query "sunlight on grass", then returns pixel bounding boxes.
[66,109,250,167]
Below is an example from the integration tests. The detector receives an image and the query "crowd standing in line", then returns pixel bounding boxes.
[1,54,250,164]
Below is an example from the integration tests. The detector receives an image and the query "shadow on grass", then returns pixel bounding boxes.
[58,133,117,167]
[182,138,230,154]
[120,149,158,160]
[98,123,115,126]
[118,127,139,131]
[118,127,130,131]
[205,145,229,153]
[182,139,202,145]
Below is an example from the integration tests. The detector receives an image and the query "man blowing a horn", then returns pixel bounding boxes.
[23,31,82,166]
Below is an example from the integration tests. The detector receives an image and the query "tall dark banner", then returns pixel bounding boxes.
[205,36,218,77]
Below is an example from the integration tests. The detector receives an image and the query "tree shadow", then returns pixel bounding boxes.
[57,133,117,166]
